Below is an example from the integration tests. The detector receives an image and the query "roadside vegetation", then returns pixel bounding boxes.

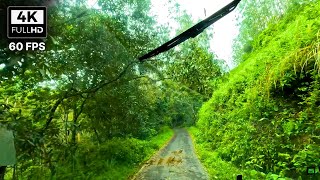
[189,127,266,179]
[4,126,173,179]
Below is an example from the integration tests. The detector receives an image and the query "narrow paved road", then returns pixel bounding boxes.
[132,129,209,180]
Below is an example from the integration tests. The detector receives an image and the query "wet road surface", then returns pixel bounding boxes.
[132,129,209,180]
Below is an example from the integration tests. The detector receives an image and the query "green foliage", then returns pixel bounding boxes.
[4,127,173,180]
[198,1,320,179]
[53,126,173,179]
[188,127,267,179]
[0,0,181,179]
[233,0,319,64]
[165,13,223,99]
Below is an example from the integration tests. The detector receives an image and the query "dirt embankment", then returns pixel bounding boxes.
[132,129,209,180]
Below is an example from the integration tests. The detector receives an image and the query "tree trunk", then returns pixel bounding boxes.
[0,166,6,180]
[71,108,77,146]
[93,127,101,144]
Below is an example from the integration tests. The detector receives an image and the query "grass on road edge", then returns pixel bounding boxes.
[188,126,269,180]
[124,126,174,179]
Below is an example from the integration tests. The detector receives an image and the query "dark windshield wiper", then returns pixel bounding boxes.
[139,0,242,61]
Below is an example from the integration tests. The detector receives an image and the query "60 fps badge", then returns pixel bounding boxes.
[7,6,47,39]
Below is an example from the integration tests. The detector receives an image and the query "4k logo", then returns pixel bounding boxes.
[17,11,38,23]
[8,6,47,38]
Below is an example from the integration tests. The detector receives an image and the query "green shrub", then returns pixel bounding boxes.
[53,126,173,179]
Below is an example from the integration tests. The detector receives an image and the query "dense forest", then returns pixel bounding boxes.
[0,0,319,179]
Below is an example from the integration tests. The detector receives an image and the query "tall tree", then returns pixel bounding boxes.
[166,12,223,99]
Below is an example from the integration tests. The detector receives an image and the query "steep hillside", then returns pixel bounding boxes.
[197,2,320,179]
